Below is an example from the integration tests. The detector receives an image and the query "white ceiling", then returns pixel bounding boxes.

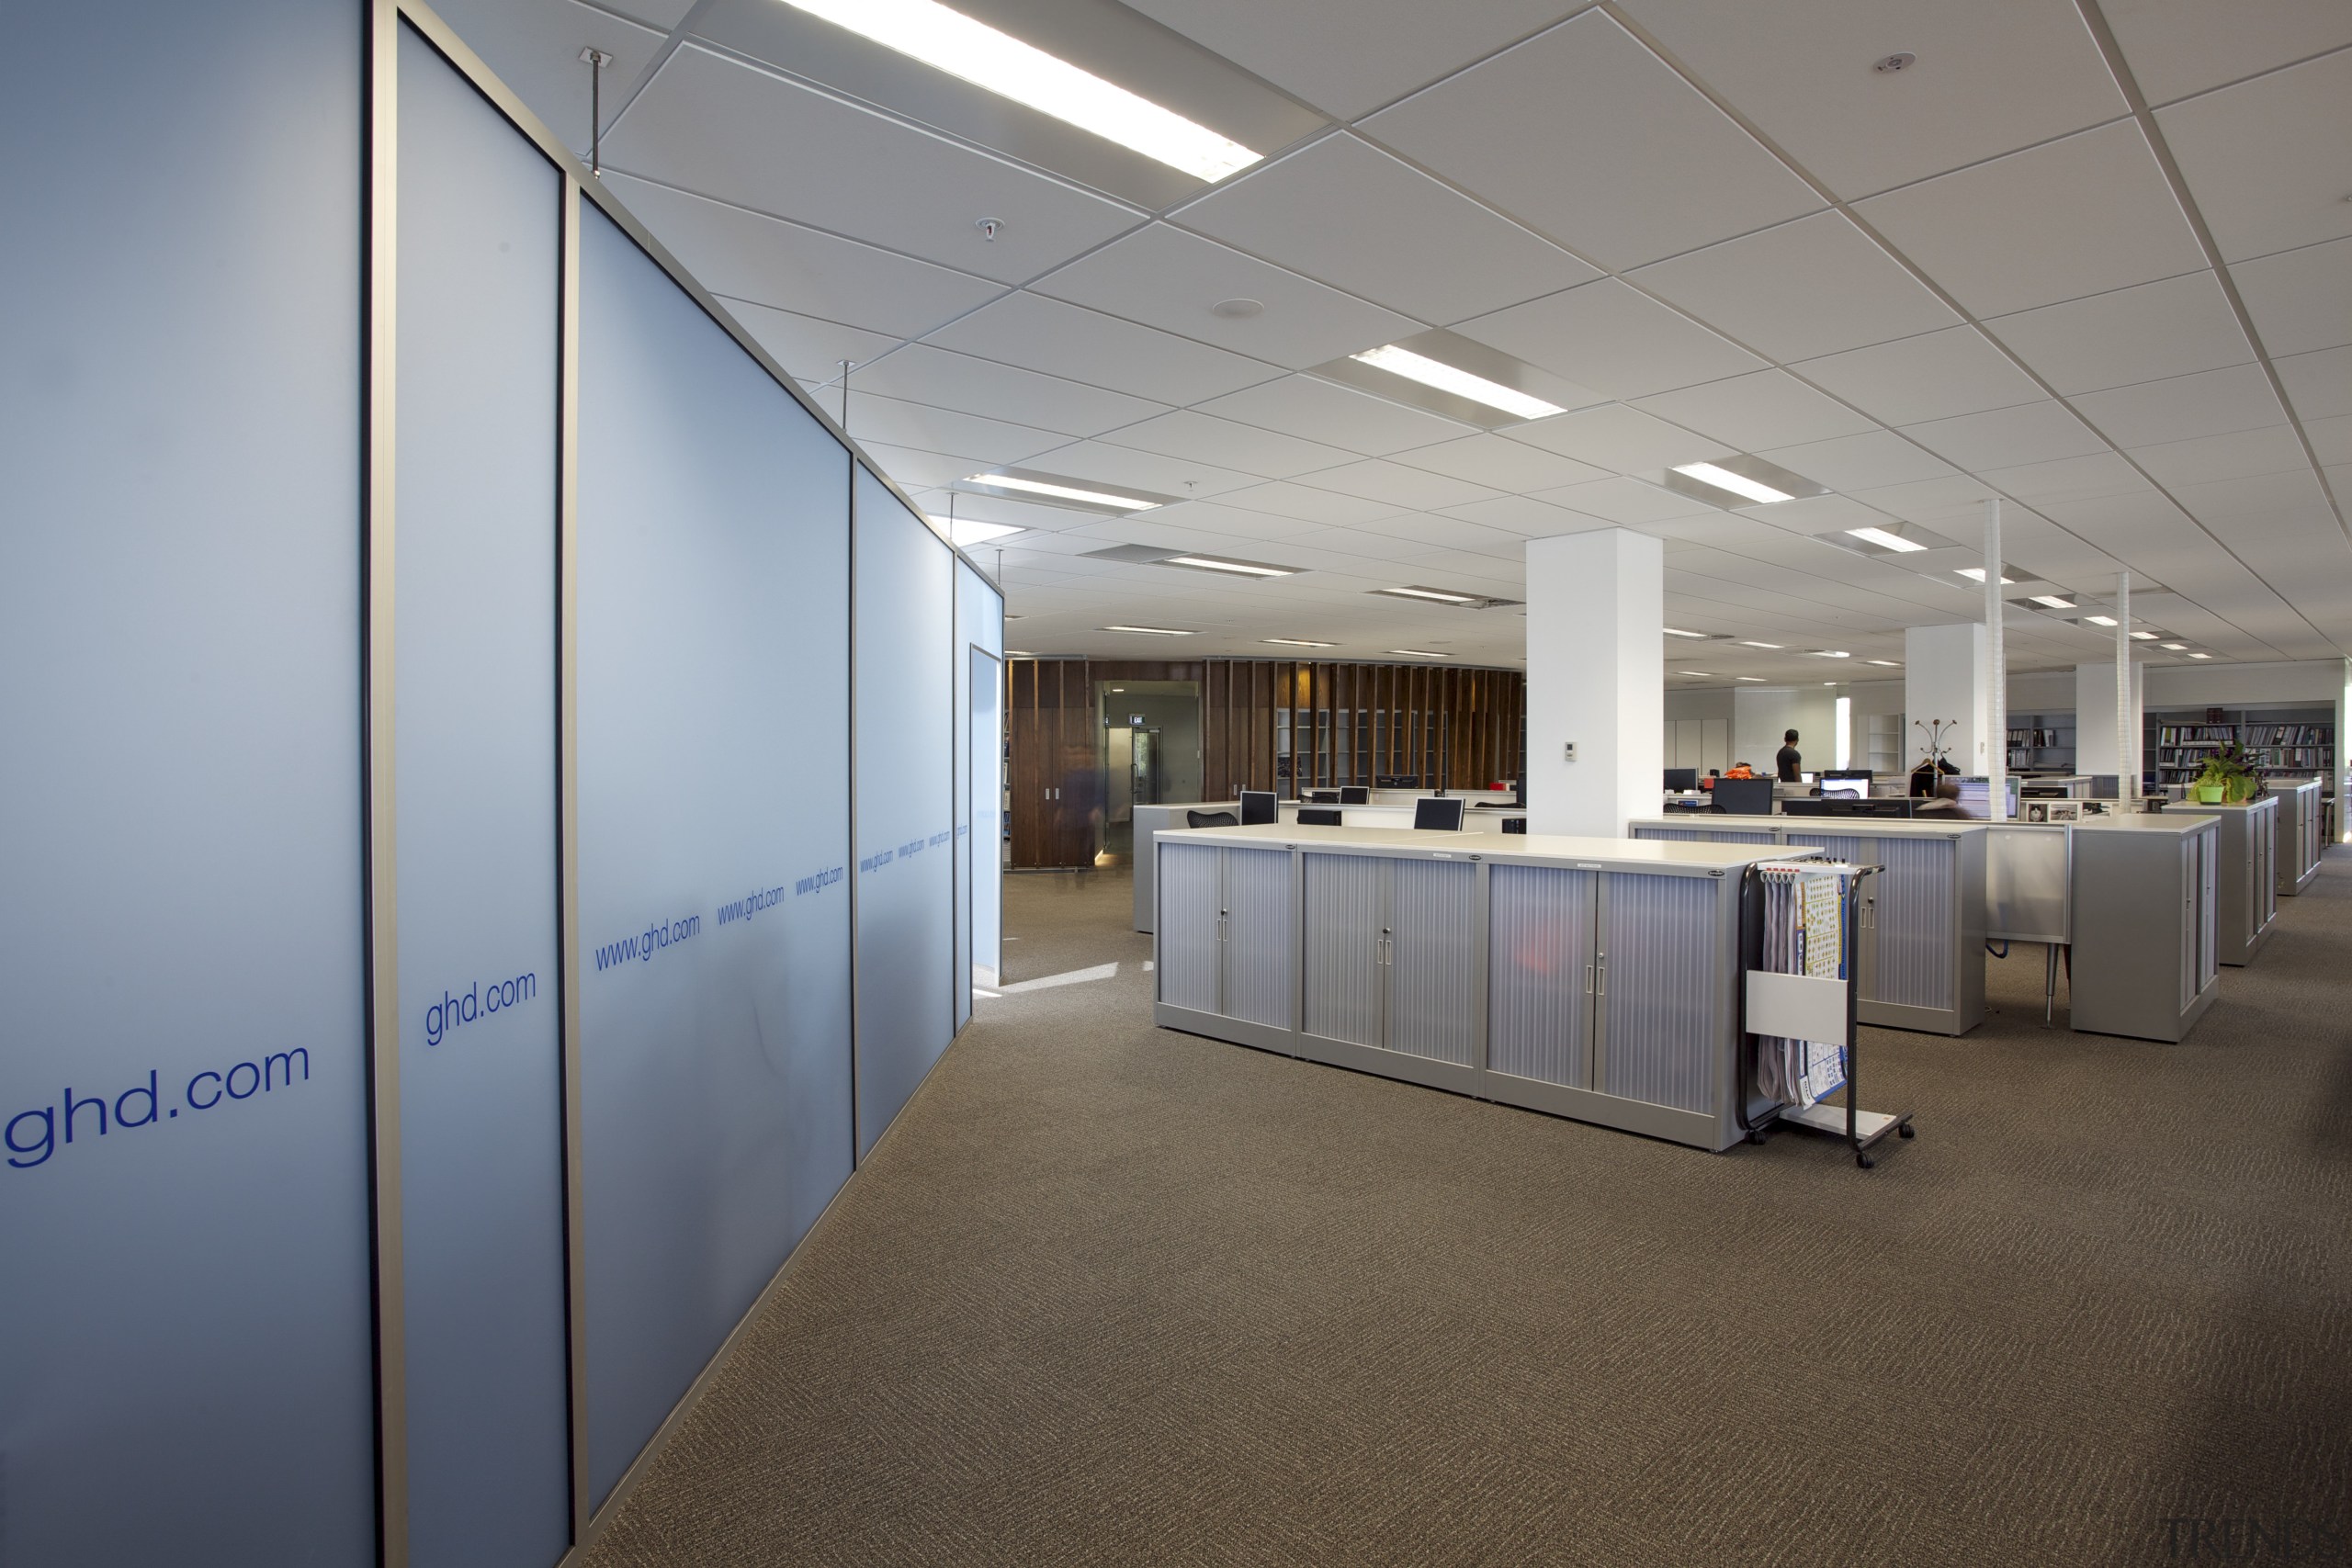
[435,0,2352,684]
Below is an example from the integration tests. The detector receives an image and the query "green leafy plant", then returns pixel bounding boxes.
[2194,741,2262,802]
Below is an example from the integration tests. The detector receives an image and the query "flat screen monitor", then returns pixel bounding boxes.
[1412,797,1465,831]
[1339,785,1370,805]
[1238,789,1277,826]
[1296,807,1343,827]
[1712,777,1775,817]
[1663,767,1698,792]
[1308,789,1340,805]
[1820,777,1866,801]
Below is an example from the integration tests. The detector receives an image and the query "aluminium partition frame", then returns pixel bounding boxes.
[368,6,1005,1563]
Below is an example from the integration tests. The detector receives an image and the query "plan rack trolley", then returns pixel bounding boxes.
[1150,823,1815,1153]
[1741,860,1913,1168]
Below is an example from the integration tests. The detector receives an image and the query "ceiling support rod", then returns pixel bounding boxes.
[1984,497,2007,820]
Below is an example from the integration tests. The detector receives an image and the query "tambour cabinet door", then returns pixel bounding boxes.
[1867,835,1955,1011]
[1595,872,1719,1114]
[1385,858,1478,1066]
[1301,852,1383,1048]
[1222,846,1295,1031]
[1487,864,1597,1089]
[1156,842,1224,1015]
[2257,807,2277,927]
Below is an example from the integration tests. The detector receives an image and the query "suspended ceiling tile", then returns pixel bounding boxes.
[1455,280,1766,401]
[842,391,1066,465]
[715,296,900,384]
[2130,425,2315,489]
[1533,476,1719,525]
[1631,369,1878,452]
[1757,430,1958,492]
[1098,409,1359,479]
[429,0,668,155]
[2155,48,2352,264]
[1117,0,1589,121]
[856,441,987,490]
[1845,473,1997,523]
[2308,413,2352,466]
[1029,223,1420,369]
[1499,402,1734,474]
[846,343,1170,437]
[605,46,1144,285]
[2103,0,2352,106]
[1854,121,2207,318]
[1361,11,1821,271]
[1438,494,1600,538]
[1975,452,2154,504]
[1016,438,1262,498]
[1391,434,1611,492]
[1900,400,2110,469]
[1283,527,1453,565]
[1350,512,1531,557]
[2275,345,2352,422]
[603,174,1005,337]
[1626,212,1960,364]
[2072,363,2289,446]
[1170,133,1600,326]
[1214,479,1409,525]
[1295,458,1502,511]
[1616,0,2126,198]
[922,291,1281,404]
[2228,237,2352,356]
[1791,326,2048,427]
[1193,375,1477,456]
[2170,467,2334,524]
[1133,498,1337,541]
[1984,271,2256,396]
[1739,494,1897,536]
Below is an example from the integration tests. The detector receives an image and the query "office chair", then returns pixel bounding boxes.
[1308,789,1340,805]
[1185,809,1238,829]
[1297,807,1343,826]
[1339,785,1370,805]
[1412,797,1465,830]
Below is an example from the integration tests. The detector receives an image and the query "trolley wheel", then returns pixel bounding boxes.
[1897,1123,1916,1140]
[1856,1152,1875,1169]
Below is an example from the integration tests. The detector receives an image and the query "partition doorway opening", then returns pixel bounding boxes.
[1102,680,1201,863]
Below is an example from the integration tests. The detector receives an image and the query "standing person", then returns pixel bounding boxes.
[1775,729,1803,783]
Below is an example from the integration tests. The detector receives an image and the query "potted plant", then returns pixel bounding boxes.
[2192,743,2261,804]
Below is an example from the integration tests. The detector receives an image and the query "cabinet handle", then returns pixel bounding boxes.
[1594,959,1606,998]
[1584,962,1595,997]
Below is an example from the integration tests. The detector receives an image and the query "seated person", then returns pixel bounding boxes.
[1721,761,1757,780]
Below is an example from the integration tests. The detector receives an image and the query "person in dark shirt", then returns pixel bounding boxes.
[1774,729,1802,783]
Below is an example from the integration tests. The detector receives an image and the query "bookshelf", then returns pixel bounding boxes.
[2146,705,2335,787]
[1864,711,1903,775]
[2006,711,2075,773]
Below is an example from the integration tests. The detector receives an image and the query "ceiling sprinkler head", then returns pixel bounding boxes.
[1875,51,1916,73]
[1212,298,1264,319]
[976,217,1002,242]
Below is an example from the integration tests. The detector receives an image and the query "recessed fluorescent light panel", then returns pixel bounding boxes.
[1373,585,1482,604]
[1162,553,1295,578]
[934,516,1024,547]
[1663,626,1714,639]
[2161,642,2188,651]
[1739,640,1783,649]
[1956,567,2017,584]
[1865,659,1902,667]
[2188,652,2211,660]
[1100,625,1196,636]
[2130,630,2159,641]
[775,0,1261,181]
[1312,329,1591,429]
[959,468,1175,515]
[1846,526,1928,554]
[1348,345,1564,422]
[2083,615,2119,627]
[2029,594,2075,609]
[1735,675,1766,682]
[1264,637,1335,648]
[1677,671,1716,678]
[1810,650,1850,659]
[1388,649,1450,659]
[1661,455,1830,511]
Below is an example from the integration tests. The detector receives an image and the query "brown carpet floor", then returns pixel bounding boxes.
[581,851,2352,1568]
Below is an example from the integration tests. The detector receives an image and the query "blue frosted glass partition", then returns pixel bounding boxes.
[574,204,856,1509]
[854,469,958,1155]
[0,1,377,1562]
[960,566,1006,988]
[393,28,571,1566]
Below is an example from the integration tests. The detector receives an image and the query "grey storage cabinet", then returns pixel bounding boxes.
[2203,799,2278,965]
[1154,838,1295,1052]
[1153,824,1802,1152]
[1628,818,1986,1036]
[2069,815,2220,1043]
[2274,778,2324,896]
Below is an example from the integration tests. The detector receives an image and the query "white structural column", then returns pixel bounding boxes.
[1525,528,1664,836]
[1983,498,2008,819]
[1905,623,1989,778]
[2116,570,2135,790]
[2075,656,2145,783]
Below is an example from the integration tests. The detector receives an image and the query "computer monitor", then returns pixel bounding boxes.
[1340,785,1370,805]
[1820,777,1866,801]
[1663,767,1699,792]
[1238,789,1277,826]
[1296,807,1343,827]
[1308,789,1340,805]
[1799,772,1815,784]
[1712,777,1775,817]
[1824,768,1872,782]
[1412,797,1465,831]
[2089,773,2120,800]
